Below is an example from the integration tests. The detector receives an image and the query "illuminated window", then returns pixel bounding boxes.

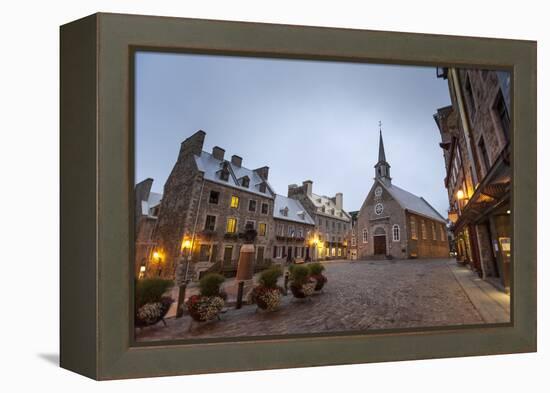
[392,225,400,242]
[431,222,436,240]
[337,248,342,256]
[226,218,237,233]
[421,220,427,240]
[230,195,239,208]
[410,218,417,240]
[258,223,267,236]
[331,248,336,257]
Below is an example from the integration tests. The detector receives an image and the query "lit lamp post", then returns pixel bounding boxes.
[138,265,146,279]
[456,189,465,215]
[175,238,192,318]
[152,251,162,277]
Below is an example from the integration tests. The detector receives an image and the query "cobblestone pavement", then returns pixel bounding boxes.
[136,258,486,342]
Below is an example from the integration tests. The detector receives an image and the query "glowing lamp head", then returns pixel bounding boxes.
[182,239,192,250]
[456,189,465,200]
[139,266,146,272]
[153,251,160,260]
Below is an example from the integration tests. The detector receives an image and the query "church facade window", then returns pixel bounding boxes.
[362,229,368,243]
[410,218,417,240]
[392,225,400,242]
[421,220,427,239]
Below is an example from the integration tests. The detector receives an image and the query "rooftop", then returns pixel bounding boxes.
[273,194,315,225]
[194,151,275,198]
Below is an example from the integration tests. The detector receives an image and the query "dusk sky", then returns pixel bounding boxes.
[135,52,452,215]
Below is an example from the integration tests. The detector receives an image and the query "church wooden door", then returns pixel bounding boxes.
[373,235,386,255]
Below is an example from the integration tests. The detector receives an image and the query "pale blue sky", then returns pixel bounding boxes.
[135,52,452,215]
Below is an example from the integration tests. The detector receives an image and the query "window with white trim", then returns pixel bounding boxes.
[362,229,368,243]
[392,225,400,242]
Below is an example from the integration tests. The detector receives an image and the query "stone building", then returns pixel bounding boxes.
[356,131,449,259]
[435,67,511,291]
[152,130,276,280]
[272,194,316,263]
[288,181,352,260]
[134,178,162,278]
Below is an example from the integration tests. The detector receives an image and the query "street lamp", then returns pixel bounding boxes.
[152,251,162,277]
[175,236,192,318]
[139,265,146,279]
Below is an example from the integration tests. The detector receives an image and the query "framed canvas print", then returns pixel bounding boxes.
[60,13,537,380]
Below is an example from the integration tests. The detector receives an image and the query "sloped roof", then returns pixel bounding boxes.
[273,195,315,225]
[381,182,446,223]
[194,151,275,198]
[141,191,162,217]
[308,193,351,221]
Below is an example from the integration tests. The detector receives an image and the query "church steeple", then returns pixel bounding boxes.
[374,122,391,184]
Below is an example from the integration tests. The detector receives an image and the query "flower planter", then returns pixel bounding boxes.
[290,280,316,298]
[135,297,173,328]
[187,295,225,322]
[311,274,327,291]
[251,286,283,311]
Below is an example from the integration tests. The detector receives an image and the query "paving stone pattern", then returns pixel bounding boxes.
[136,259,484,342]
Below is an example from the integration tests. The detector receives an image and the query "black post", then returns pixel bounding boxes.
[175,283,187,318]
[236,281,244,309]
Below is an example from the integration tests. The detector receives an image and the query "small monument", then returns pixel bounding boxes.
[234,223,257,302]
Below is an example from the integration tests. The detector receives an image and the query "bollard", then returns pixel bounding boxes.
[175,283,187,318]
[236,281,244,309]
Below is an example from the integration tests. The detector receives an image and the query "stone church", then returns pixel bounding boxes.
[356,130,450,259]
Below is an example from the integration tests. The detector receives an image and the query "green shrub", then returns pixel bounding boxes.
[199,273,225,297]
[135,278,173,308]
[308,262,325,276]
[259,266,282,288]
[289,264,310,286]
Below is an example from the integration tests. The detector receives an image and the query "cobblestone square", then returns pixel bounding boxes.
[136,258,509,342]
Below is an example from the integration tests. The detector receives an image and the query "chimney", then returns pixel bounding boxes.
[254,166,269,180]
[303,180,313,196]
[287,184,298,197]
[178,130,205,160]
[231,155,242,167]
[335,192,343,210]
[212,146,225,161]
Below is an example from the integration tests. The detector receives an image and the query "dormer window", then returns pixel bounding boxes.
[331,208,335,215]
[280,207,289,217]
[240,176,250,188]
[259,182,267,193]
[219,162,230,181]
[220,170,229,181]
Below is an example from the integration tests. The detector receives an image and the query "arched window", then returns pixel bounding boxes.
[410,218,417,240]
[362,229,368,243]
[421,220,427,240]
[392,225,400,242]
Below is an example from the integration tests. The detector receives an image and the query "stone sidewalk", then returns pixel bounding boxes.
[446,260,510,323]
[136,258,509,342]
